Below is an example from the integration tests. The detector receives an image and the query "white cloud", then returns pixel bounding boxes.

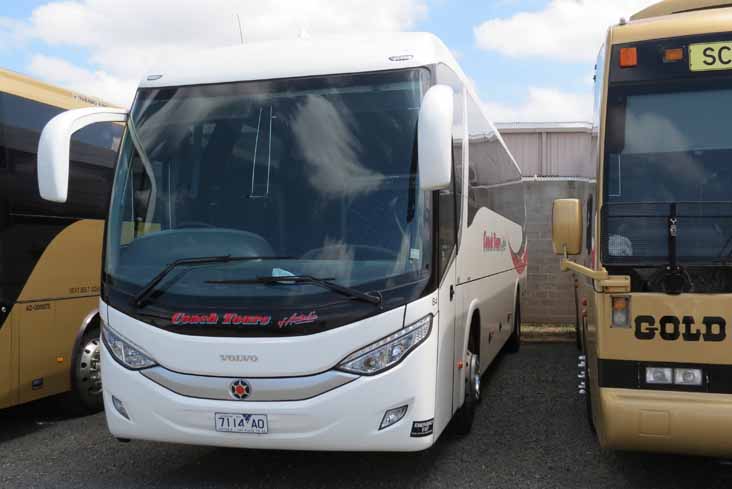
[474,0,658,62]
[484,87,593,123]
[16,0,427,105]
[28,55,138,106]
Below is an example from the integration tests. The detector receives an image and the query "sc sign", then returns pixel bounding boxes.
[690,41,732,72]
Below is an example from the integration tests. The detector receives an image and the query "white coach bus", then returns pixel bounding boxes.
[36,33,526,451]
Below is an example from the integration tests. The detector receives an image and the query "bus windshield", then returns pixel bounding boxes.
[104,69,433,308]
[603,79,732,264]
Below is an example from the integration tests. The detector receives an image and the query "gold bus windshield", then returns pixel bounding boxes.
[603,38,732,269]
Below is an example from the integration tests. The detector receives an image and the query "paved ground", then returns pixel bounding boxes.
[2,343,732,489]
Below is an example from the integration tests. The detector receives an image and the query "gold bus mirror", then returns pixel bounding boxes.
[552,199,582,256]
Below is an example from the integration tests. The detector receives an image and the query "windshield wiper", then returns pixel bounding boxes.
[206,275,384,307]
[132,255,294,308]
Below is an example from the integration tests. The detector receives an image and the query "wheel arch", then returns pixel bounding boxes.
[462,299,482,366]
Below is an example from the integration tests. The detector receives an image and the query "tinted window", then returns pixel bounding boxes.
[436,64,465,243]
[0,92,121,219]
[438,167,456,279]
[466,94,524,227]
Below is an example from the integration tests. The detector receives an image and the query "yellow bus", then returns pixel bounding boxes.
[0,68,121,412]
[553,0,732,457]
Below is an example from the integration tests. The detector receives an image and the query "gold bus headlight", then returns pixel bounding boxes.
[646,367,673,385]
[674,368,703,387]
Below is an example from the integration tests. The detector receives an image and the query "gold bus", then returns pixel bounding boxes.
[553,0,732,457]
[0,68,121,412]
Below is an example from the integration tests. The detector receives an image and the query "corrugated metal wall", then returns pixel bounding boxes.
[497,123,597,178]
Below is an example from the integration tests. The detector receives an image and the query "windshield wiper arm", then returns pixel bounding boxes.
[132,255,294,308]
[206,275,384,307]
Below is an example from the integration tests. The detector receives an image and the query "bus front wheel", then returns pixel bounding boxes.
[67,326,104,414]
[454,327,480,435]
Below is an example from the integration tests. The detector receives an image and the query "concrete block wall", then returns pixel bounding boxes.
[521,179,595,324]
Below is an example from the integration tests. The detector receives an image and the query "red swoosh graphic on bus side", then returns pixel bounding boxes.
[509,233,528,275]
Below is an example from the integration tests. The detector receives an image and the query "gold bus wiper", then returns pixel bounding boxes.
[206,275,384,307]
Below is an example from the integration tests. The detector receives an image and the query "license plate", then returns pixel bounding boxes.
[214,413,268,434]
[689,41,732,72]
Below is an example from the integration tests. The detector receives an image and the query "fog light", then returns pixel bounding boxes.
[646,367,673,385]
[380,405,408,430]
[112,395,130,420]
[674,368,703,386]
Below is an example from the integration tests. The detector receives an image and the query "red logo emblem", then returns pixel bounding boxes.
[229,379,251,400]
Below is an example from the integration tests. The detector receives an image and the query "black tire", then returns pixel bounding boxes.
[453,329,480,435]
[505,293,521,353]
[66,326,104,414]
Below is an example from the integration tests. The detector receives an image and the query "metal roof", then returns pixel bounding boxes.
[631,0,732,20]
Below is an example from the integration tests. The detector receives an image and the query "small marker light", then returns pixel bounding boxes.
[619,47,638,68]
[112,395,130,420]
[664,48,684,63]
[611,296,630,328]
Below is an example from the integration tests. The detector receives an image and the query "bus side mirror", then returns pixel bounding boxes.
[552,199,582,256]
[38,107,128,203]
[418,84,454,191]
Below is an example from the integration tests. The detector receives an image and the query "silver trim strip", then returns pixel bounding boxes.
[141,367,359,402]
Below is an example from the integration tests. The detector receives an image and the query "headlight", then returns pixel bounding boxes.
[646,367,673,385]
[102,323,157,370]
[337,315,432,375]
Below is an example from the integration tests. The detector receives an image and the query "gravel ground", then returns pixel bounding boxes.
[2,343,732,489]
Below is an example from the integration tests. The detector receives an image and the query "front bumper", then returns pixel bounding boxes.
[101,331,439,452]
[600,387,732,457]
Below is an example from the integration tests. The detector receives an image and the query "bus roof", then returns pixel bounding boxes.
[612,2,732,45]
[0,66,115,109]
[139,32,463,89]
[631,0,732,21]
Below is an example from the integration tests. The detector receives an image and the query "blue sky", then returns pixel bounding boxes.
[0,0,656,121]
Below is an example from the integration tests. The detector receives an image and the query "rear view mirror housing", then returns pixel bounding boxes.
[418,84,454,191]
[552,199,582,256]
[38,107,128,203]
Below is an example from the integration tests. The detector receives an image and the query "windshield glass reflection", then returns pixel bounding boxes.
[105,69,433,304]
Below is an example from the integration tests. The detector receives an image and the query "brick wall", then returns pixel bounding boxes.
[522,179,595,324]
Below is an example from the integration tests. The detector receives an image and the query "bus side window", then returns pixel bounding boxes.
[69,123,123,219]
[436,64,466,246]
[438,166,457,278]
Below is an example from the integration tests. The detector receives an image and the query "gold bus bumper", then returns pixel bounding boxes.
[600,388,732,457]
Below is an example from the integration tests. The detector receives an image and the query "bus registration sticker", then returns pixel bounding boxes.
[215,413,268,434]
[689,41,732,72]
